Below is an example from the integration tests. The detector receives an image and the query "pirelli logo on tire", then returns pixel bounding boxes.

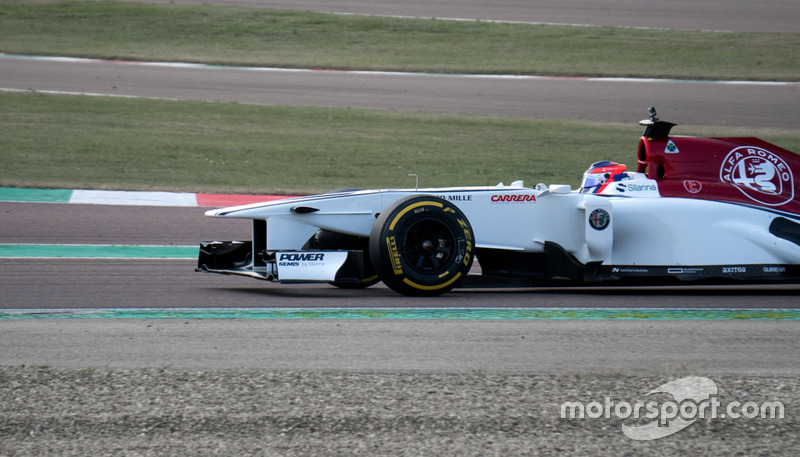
[386,236,403,275]
[457,217,473,267]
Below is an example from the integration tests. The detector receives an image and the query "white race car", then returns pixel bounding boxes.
[198,109,800,295]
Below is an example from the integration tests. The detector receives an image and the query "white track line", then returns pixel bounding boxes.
[1,54,797,86]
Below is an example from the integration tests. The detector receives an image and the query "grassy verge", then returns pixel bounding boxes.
[3,92,799,194]
[0,1,798,80]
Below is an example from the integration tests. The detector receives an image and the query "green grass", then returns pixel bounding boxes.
[0,1,798,80]
[2,1,799,194]
[3,92,799,194]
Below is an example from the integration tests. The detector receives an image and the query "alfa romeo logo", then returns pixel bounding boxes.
[720,146,794,206]
[589,209,610,230]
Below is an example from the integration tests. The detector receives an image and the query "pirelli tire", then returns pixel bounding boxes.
[369,195,475,296]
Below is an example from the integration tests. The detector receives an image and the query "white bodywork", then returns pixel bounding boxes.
[199,112,800,293]
[205,173,800,270]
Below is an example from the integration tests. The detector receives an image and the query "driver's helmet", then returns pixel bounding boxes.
[580,161,627,193]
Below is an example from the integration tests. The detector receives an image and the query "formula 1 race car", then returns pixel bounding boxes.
[197,108,800,296]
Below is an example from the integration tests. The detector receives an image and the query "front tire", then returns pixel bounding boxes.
[369,196,474,296]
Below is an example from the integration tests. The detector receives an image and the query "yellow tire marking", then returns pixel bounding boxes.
[388,200,443,231]
[403,272,462,291]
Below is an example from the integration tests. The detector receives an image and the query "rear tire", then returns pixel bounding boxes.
[369,196,474,296]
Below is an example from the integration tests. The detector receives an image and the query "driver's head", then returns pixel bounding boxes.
[580,161,626,193]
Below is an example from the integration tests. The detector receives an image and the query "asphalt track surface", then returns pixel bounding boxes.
[3,55,799,130]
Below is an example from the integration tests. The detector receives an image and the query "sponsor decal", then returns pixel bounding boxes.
[683,180,703,194]
[279,253,325,261]
[612,267,650,273]
[665,140,680,153]
[667,267,704,275]
[278,252,326,267]
[490,194,536,204]
[720,146,794,206]
[275,251,349,281]
[722,266,747,274]
[616,183,658,193]
[588,209,610,231]
[437,194,473,202]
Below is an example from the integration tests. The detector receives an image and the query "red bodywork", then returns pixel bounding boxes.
[637,133,800,215]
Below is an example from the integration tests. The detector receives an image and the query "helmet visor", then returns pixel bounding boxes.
[581,173,606,189]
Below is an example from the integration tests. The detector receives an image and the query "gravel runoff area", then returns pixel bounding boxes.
[0,366,796,456]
